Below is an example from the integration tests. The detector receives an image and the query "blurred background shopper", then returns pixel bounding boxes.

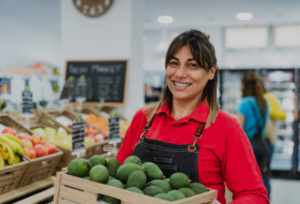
[236,72,271,199]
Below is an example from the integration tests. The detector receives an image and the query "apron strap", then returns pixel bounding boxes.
[188,122,206,152]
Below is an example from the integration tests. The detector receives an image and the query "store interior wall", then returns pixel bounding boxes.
[0,0,61,70]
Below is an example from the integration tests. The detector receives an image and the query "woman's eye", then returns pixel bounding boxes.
[169,61,178,65]
[188,64,198,68]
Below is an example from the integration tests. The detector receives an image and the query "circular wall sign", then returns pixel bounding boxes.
[73,0,114,18]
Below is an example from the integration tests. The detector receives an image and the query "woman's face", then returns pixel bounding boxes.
[166,45,216,102]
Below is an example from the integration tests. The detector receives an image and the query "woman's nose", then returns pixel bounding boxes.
[175,67,187,78]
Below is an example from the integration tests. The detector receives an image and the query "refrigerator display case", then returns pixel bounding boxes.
[219,69,255,116]
[259,69,296,171]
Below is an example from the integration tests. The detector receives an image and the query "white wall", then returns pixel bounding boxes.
[61,0,144,120]
[0,0,61,69]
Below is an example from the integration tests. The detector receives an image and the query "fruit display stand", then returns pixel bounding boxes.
[0,114,31,195]
[0,113,63,190]
[53,172,218,204]
[36,110,118,174]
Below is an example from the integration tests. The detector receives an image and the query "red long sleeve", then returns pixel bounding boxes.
[222,125,269,204]
[117,102,269,204]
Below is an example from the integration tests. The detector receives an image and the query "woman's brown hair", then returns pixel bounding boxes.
[242,72,267,118]
[145,29,219,127]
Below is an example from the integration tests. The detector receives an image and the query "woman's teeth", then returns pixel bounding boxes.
[174,82,191,87]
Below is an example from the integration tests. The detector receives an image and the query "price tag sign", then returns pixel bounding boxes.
[72,115,86,155]
[22,91,34,118]
[60,76,75,101]
[108,116,121,144]
[75,75,87,102]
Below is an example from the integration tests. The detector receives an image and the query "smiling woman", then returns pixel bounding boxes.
[117,30,269,204]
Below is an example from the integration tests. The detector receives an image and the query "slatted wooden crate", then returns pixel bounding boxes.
[53,173,218,204]
[35,110,120,174]
[0,158,29,195]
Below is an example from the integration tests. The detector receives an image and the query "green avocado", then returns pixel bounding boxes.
[146,180,172,193]
[169,173,190,189]
[154,193,173,201]
[178,188,196,197]
[141,162,164,181]
[116,163,143,183]
[107,158,121,177]
[168,190,186,201]
[89,165,109,183]
[127,171,147,189]
[143,186,163,196]
[126,187,144,195]
[89,155,107,167]
[67,158,90,177]
[123,156,142,165]
[103,179,124,204]
[189,182,208,194]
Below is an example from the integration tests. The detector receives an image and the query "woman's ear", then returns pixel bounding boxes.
[209,65,217,80]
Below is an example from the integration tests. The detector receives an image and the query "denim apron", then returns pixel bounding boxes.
[132,118,205,182]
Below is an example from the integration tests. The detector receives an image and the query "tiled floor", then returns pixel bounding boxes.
[225,178,300,203]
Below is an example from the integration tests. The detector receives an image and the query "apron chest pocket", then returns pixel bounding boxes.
[153,157,172,165]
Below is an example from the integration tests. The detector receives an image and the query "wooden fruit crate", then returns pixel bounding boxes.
[0,158,29,195]
[53,173,217,204]
[18,148,63,187]
[33,110,119,174]
[7,109,42,127]
[0,113,63,188]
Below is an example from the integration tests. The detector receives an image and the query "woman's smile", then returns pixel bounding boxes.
[172,80,192,90]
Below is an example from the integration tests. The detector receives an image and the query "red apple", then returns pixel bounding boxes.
[31,134,45,146]
[18,132,33,142]
[44,142,57,154]
[34,144,49,157]
[24,147,37,159]
[21,139,33,148]
[2,127,17,136]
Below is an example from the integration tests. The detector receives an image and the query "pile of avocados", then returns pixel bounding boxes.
[67,155,208,203]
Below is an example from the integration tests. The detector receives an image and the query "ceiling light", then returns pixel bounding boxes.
[236,13,253,21]
[157,16,173,24]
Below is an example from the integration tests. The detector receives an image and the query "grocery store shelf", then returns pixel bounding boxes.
[270,92,295,98]
[277,129,294,137]
[265,82,295,89]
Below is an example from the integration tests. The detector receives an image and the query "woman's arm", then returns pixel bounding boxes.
[222,124,269,204]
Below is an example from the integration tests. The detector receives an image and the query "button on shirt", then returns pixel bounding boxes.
[117,102,269,204]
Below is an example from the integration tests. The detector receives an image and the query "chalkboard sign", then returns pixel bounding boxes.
[72,115,86,155]
[60,76,75,101]
[22,91,34,118]
[108,117,121,143]
[65,60,128,106]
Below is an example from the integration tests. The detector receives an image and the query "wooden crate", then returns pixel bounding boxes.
[18,149,63,187]
[0,158,29,195]
[7,109,42,127]
[0,113,63,188]
[34,110,118,174]
[53,173,218,204]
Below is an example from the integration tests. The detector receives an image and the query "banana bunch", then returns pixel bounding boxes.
[0,133,24,168]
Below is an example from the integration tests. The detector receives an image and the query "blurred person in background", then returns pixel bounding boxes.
[236,72,271,200]
[261,81,286,161]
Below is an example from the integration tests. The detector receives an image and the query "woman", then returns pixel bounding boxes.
[117,30,269,204]
[236,72,271,199]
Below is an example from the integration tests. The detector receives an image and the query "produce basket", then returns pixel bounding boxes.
[0,157,29,195]
[7,109,42,127]
[0,113,63,188]
[53,172,218,204]
[18,148,63,187]
[34,110,120,174]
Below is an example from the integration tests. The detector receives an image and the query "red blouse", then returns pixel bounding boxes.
[117,102,269,204]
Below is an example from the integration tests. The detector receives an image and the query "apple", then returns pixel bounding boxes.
[18,132,33,142]
[44,142,57,154]
[34,144,49,157]
[2,127,17,136]
[21,139,33,148]
[31,134,46,146]
[24,147,37,159]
